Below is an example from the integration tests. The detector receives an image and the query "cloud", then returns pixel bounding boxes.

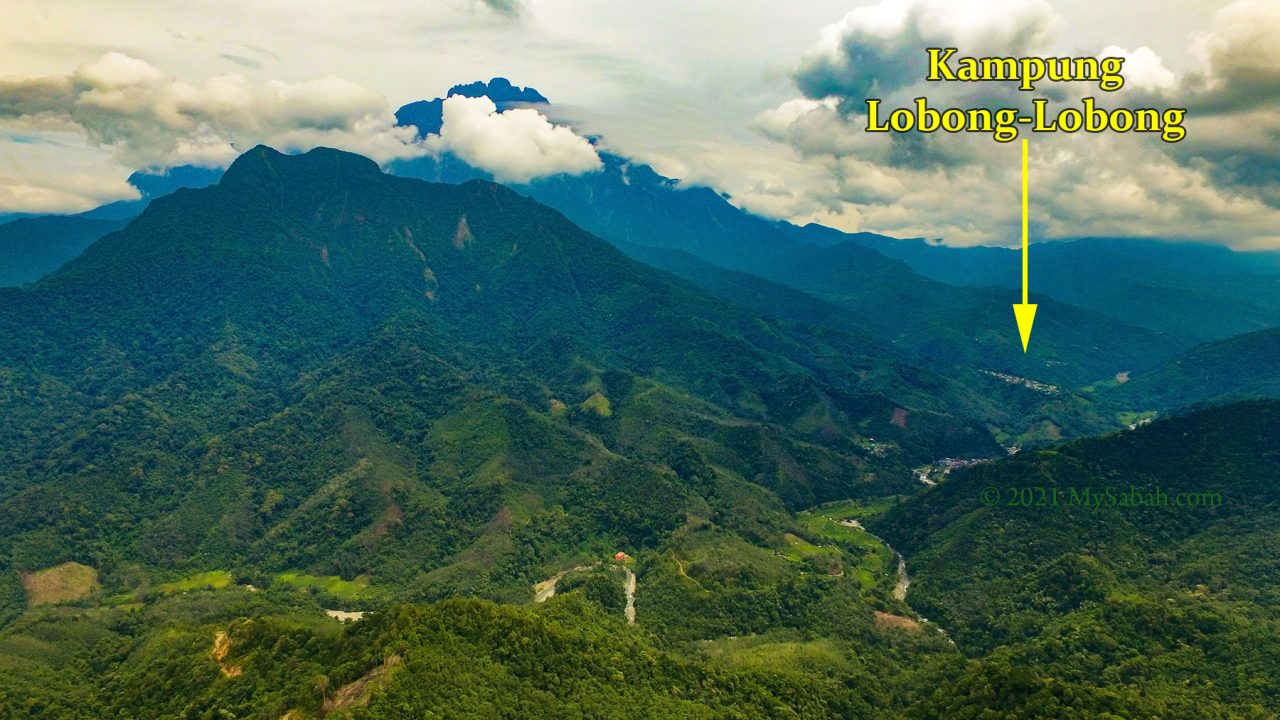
[426,95,601,183]
[0,52,428,170]
[0,130,139,213]
[219,53,263,70]
[477,0,522,16]
[752,97,837,141]
[744,0,1280,248]
[1156,1,1280,207]
[794,0,1060,104]
[1184,0,1280,114]
[1099,46,1175,92]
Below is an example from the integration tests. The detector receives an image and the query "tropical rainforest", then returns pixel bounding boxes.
[1,86,1278,718]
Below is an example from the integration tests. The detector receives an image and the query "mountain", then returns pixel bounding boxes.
[0,145,1017,628]
[841,233,1280,343]
[1109,325,1280,410]
[393,137,1188,397]
[0,144,1005,715]
[870,400,1280,717]
[2,81,1215,398]
[0,216,126,286]
[614,241,1123,446]
[0,164,222,286]
[3,144,1277,719]
[395,77,548,138]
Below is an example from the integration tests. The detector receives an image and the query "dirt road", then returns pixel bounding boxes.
[623,568,636,624]
[533,565,594,603]
[893,556,910,601]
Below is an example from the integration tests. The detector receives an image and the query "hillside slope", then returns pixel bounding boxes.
[393,98,1188,391]
[871,401,1280,717]
[0,216,125,287]
[1109,326,1280,411]
[841,232,1280,343]
[0,145,1009,623]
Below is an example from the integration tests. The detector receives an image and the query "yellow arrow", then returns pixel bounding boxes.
[1012,138,1037,352]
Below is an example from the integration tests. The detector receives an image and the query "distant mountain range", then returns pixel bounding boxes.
[0,165,220,285]
[0,216,126,287]
[843,233,1280,344]
[395,77,549,138]
[4,77,1277,420]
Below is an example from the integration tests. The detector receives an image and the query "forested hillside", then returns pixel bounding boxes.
[871,401,1280,717]
[0,145,1015,630]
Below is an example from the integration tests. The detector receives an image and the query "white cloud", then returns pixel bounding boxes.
[1100,46,1176,92]
[0,131,139,213]
[741,0,1280,248]
[794,0,1061,102]
[1187,0,1280,110]
[0,52,427,172]
[426,94,601,183]
[752,97,836,140]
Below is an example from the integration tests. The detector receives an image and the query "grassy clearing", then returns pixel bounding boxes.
[697,634,853,674]
[22,562,99,606]
[580,391,612,417]
[780,533,826,561]
[806,498,898,521]
[152,570,233,595]
[797,500,898,591]
[1118,410,1158,427]
[275,572,370,600]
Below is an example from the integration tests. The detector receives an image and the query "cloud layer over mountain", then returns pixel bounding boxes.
[426,95,600,182]
[0,0,1276,248]
[749,0,1280,247]
[0,52,600,209]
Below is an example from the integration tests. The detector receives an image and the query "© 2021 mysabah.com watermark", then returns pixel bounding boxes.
[980,485,1223,510]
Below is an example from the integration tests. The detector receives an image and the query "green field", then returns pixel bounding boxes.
[275,572,371,601]
[151,570,233,595]
[797,500,898,590]
[780,533,829,561]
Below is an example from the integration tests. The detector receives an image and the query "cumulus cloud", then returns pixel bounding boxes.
[0,131,140,213]
[1155,1,1280,207]
[744,0,1280,248]
[1184,0,1280,113]
[794,0,1060,104]
[426,95,601,183]
[1099,46,1175,92]
[0,51,604,213]
[0,52,427,169]
[752,97,837,141]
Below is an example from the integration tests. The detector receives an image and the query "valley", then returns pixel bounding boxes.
[0,120,1276,718]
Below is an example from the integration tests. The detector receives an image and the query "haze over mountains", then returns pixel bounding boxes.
[1,78,1279,718]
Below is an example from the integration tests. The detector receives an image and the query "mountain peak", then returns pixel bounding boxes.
[127,165,223,199]
[446,77,547,105]
[220,145,383,191]
[395,78,548,138]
